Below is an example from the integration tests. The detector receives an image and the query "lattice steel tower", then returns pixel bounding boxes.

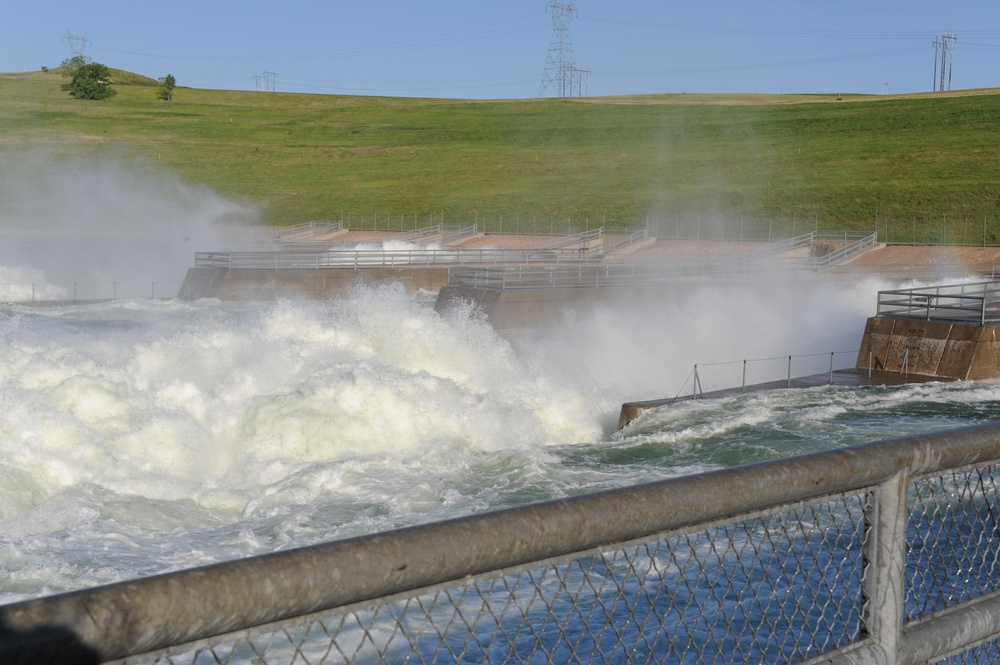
[538,1,584,97]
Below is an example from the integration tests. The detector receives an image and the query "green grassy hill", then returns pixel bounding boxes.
[3,68,1000,240]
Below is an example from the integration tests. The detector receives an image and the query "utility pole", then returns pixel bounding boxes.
[538,1,588,97]
[933,31,956,91]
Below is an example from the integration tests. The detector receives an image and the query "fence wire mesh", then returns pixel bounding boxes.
[933,636,1000,665]
[907,462,1000,622]
[123,492,870,665]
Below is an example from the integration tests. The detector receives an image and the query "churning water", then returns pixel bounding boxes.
[1,274,999,606]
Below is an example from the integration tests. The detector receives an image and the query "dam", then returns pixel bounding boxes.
[6,225,1000,662]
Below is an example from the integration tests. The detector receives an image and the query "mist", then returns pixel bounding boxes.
[0,147,260,289]
[511,276,890,413]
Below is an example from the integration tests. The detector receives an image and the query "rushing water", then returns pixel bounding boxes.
[1,275,999,606]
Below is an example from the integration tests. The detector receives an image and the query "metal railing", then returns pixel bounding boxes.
[194,246,607,270]
[445,232,878,291]
[534,227,605,254]
[5,424,1000,663]
[877,280,1000,324]
[446,257,821,290]
[398,224,443,242]
[809,231,879,268]
[677,349,861,398]
[231,221,343,243]
[439,224,479,244]
[0,281,182,303]
[602,226,650,253]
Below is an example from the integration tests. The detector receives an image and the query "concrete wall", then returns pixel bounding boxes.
[178,266,451,301]
[856,316,1000,380]
[435,283,697,336]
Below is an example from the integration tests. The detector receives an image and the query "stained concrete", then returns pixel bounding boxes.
[178,266,450,300]
[857,316,1000,381]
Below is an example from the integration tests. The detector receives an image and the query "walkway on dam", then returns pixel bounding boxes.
[618,367,946,429]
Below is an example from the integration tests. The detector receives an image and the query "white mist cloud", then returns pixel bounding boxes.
[514,276,893,405]
[0,147,260,288]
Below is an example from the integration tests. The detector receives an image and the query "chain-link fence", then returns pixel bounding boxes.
[5,425,1000,664]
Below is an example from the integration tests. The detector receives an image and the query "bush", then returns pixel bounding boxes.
[63,62,117,100]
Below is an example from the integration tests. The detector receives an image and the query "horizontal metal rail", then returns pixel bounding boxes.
[602,226,650,253]
[397,223,443,242]
[810,231,879,268]
[535,226,604,253]
[194,246,608,270]
[447,257,823,290]
[877,280,1000,324]
[5,424,1000,663]
[0,281,182,302]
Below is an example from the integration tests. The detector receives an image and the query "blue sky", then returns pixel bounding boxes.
[3,0,999,99]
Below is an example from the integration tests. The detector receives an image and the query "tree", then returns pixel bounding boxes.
[63,62,117,100]
[158,74,176,101]
[60,55,90,70]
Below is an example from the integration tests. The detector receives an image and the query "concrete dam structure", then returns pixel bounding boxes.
[618,280,1000,428]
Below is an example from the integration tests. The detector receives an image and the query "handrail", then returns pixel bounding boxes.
[5,423,1000,663]
[0,281,182,302]
[194,246,609,270]
[602,226,649,253]
[876,281,1000,324]
[398,223,443,242]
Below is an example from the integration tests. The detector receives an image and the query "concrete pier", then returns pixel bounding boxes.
[857,316,1000,381]
[618,368,943,430]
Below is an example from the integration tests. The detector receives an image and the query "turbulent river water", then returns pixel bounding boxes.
[1,274,998,606]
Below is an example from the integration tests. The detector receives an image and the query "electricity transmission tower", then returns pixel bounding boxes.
[933,31,956,91]
[538,1,589,97]
[63,31,90,58]
[255,70,278,92]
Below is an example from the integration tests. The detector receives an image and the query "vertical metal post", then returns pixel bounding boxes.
[829,352,835,384]
[787,356,792,387]
[742,360,747,393]
[861,473,909,663]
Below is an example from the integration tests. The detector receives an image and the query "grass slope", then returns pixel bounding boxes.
[2,68,1000,238]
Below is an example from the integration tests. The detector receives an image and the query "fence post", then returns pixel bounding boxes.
[787,356,792,387]
[829,352,835,384]
[742,360,747,393]
[861,473,909,663]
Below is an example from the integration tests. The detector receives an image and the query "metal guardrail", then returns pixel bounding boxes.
[0,281,182,302]
[602,226,650,253]
[534,227,605,254]
[677,349,860,398]
[446,257,824,290]
[876,280,1000,324]
[809,231,878,268]
[5,424,1000,663]
[233,221,343,243]
[439,223,479,244]
[398,223,443,242]
[194,246,607,270]
[446,232,879,290]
